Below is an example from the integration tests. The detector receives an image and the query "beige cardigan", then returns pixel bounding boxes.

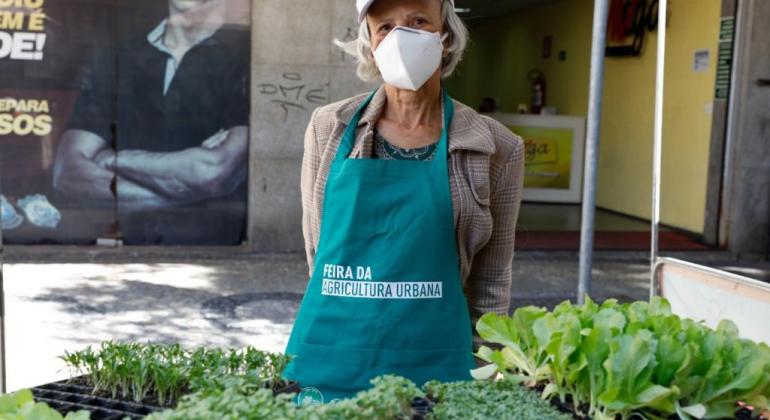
[301,88,525,346]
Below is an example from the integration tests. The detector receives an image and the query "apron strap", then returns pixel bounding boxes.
[435,90,454,163]
[335,89,379,162]
[334,88,455,163]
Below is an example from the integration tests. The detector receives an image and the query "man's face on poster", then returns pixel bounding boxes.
[169,0,216,13]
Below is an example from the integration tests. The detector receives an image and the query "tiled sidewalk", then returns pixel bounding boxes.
[2,247,766,392]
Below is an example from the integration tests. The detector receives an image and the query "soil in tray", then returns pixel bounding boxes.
[410,396,435,420]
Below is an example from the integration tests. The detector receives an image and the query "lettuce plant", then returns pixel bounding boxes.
[474,297,770,420]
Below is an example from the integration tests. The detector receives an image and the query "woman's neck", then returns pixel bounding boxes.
[381,75,442,130]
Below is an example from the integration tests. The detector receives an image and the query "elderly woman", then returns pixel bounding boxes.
[283,0,524,402]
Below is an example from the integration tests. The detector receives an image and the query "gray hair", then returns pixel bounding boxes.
[335,0,468,82]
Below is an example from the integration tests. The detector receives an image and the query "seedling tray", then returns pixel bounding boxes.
[31,379,164,420]
[31,376,302,420]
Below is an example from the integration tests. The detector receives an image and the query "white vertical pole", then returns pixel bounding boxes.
[578,0,611,305]
[650,0,668,299]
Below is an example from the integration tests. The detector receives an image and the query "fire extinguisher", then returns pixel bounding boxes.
[528,69,546,114]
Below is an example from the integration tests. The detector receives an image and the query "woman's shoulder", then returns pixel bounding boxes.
[481,113,524,160]
[450,99,524,164]
[305,93,371,150]
[310,93,371,129]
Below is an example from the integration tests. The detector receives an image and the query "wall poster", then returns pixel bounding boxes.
[0,0,251,245]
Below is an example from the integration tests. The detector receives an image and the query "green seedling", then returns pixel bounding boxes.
[59,341,293,407]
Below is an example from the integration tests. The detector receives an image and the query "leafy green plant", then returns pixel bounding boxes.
[146,374,423,420]
[0,389,90,420]
[472,306,550,384]
[474,297,770,420]
[424,379,572,420]
[313,375,424,420]
[59,341,293,406]
[145,385,297,420]
[148,373,577,420]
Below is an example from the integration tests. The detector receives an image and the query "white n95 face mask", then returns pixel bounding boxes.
[373,26,446,91]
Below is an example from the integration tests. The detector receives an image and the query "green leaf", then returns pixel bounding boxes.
[500,346,534,374]
[476,312,520,349]
[648,296,672,317]
[553,300,576,317]
[654,334,689,386]
[512,306,548,351]
[634,384,678,413]
[12,389,34,407]
[64,411,92,420]
[624,301,650,325]
[542,383,560,400]
[18,402,66,420]
[499,372,537,384]
[702,400,739,419]
[716,319,739,339]
[470,363,497,380]
[597,386,620,405]
[474,345,495,363]
[577,295,600,326]
[533,314,558,350]
[599,330,678,416]
[600,299,620,310]
[0,395,16,413]
[680,403,706,418]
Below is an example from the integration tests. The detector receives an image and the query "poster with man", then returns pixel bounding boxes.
[0,0,251,245]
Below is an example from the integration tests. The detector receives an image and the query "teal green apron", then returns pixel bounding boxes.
[283,89,475,403]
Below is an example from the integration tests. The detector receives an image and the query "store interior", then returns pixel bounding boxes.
[450,0,722,251]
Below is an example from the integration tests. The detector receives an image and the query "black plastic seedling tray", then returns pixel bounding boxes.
[31,380,164,420]
[31,377,302,420]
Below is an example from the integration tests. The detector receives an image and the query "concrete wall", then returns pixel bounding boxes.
[703,0,737,247]
[247,0,375,253]
[723,0,770,259]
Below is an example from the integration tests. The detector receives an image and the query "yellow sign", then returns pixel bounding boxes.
[509,125,574,190]
[525,137,558,164]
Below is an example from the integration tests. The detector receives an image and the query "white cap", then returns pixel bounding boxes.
[356,0,455,23]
